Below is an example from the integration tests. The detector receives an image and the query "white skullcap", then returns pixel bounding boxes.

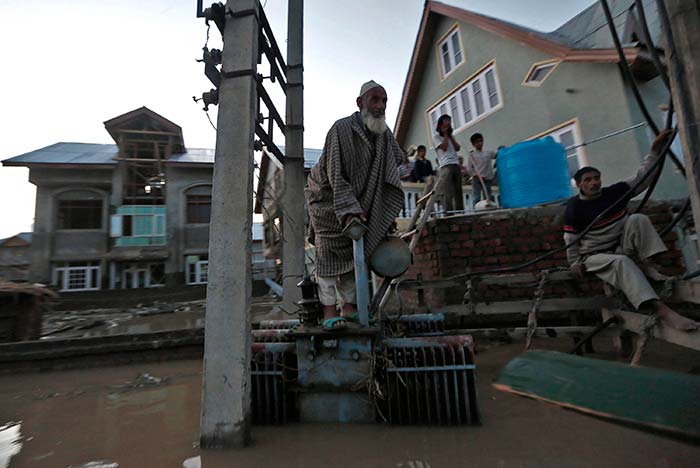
[359,80,383,97]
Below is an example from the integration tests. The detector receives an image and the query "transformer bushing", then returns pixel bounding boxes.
[296,275,322,325]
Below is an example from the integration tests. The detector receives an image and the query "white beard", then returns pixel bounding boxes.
[361,108,388,135]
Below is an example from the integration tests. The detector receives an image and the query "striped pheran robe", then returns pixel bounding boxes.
[305,112,405,277]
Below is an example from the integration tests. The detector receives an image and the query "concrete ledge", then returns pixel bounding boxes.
[0,328,204,374]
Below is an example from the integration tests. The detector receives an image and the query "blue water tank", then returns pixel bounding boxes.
[496,136,572,208]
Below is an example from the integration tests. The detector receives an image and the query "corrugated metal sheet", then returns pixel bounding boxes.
[552,0,661,49]
[301,148,322,169]
[441,0,660,50]
[3,142,119,166]
[273,146,323,169]
[252,222,264,240]
[4,140,321,169]
[167,148,216,164]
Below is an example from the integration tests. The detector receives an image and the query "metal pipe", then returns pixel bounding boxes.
[196,0,206,17]
[564,122,647,151]
[353,235,370,326]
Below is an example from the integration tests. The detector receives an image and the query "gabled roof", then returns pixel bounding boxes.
[0,233,32,247]
[103,106,185,151]
[393,1,644,144]
[2,142,215,168]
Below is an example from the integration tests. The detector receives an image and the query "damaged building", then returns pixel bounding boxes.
[2,107,276,292]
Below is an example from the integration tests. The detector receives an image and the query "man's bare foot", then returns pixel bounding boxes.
[655,302,700,331]
[322,305,338,320]
[340,303,357,318]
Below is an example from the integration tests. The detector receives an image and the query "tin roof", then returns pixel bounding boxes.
[2,143,119,166]
[552,0,661,49]
[3,142,322,169]
[167,148,216,165]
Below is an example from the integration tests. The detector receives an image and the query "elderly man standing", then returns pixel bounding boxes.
[305,81,404,330]
[564,129,698,331]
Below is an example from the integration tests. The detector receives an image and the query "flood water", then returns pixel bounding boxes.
[1,339,699,467]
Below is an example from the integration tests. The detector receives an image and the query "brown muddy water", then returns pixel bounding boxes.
[1,338,699,468]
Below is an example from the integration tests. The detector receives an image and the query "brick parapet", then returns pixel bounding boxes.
[403,202,685,310]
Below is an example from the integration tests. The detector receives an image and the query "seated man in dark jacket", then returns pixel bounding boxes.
[563,129,698,331]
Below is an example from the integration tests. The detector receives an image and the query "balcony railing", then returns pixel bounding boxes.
[400,182,499,218]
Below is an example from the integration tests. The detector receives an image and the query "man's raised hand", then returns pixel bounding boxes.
[651,128,675,154]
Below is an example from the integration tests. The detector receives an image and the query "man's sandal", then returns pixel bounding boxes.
[341,312,359,323]
[322,316,348,331]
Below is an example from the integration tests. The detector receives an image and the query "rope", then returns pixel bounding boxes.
[630,313,659,366]
[463,278,475,315]
[525,269,549,350]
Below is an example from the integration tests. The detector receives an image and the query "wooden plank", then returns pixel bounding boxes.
[117,129,180,136]
[494,350,700,441]
[397,271,577,290]
[398,278,459,290]
[609,309,700,352]
[478,270,575,285]
[448,326,600,340]
[415,189,435,206]
[439,297,611,315]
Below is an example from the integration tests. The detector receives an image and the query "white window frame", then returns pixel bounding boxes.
[522,59,560,87]
[529,119,587,179]
[437,27,463,79]
[186,259,209,285]
[52,265,101,292]
[426,61,504,139]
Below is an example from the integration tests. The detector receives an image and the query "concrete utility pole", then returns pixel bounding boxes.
[658,0,700,232]
[281,0,305,309]
[200,0,258,449]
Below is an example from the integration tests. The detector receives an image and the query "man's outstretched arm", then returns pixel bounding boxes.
[626,129,674,196]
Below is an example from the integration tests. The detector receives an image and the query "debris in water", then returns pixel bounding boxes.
[182,456,200,468]
[31,451,54,461]
[67,461,119,468]
[110,373,167,391]
[0,422,23,468]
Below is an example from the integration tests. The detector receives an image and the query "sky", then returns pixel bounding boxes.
[0,0,596,238]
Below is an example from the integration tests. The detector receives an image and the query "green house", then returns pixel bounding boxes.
[394,0,685,201]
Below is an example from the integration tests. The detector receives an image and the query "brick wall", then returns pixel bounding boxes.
[403,202,685,310]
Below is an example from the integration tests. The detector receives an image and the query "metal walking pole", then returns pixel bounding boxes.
[343,218,370,326]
